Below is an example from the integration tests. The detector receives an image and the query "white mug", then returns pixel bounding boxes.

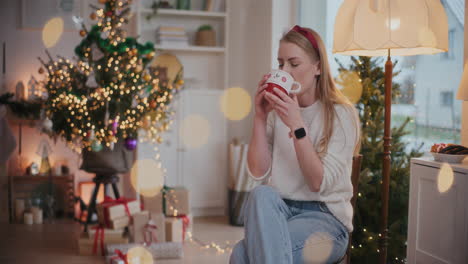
[264,69,301,96]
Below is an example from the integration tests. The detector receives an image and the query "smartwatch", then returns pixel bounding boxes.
[294,127,306,139]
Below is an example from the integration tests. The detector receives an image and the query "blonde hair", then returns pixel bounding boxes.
[281,27,361,155]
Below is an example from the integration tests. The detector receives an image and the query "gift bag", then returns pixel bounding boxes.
[228,141,261,226]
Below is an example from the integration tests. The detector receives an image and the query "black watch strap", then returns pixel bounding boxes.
[294,127,306,139]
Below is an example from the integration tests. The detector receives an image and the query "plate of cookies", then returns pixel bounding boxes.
[430,143,468,163]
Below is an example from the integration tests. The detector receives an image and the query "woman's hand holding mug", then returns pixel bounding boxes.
[254,74,274,121]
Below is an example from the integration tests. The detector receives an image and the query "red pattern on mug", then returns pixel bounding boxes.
[264,69,302,97]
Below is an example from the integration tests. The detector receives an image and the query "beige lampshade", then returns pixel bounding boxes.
[457,63,468,100]
[333,0,448,56]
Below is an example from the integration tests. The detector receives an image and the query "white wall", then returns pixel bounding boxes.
[271,0,296,69]
[227,0,273,143]
[227,0,299,143]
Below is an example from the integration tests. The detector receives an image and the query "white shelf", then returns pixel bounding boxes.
[141,8,226,19]
[154,44,225,53]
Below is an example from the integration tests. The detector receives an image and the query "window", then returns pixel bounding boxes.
[441,91,454,107]
[298,0,463,147]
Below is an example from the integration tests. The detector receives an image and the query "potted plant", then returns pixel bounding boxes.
[195,24,216,46]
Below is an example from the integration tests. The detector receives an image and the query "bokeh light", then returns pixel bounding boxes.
[437,163,454,193]
[126,246,153,264]
[387,17,401,31]
[179,114,210,149]
[335,70,363,104]
[131,159,164,197]
[302,232,334,263]
[220,87,252,121]
[42,18,64,48]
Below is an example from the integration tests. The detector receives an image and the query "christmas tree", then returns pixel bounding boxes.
[336,56,424,263]
[37,0,183,153]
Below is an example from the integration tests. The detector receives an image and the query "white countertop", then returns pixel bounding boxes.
[411,156,468,174]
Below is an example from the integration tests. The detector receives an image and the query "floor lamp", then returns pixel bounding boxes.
[457,63,468,101]
[457,63,468,145]
[332,0,448,263]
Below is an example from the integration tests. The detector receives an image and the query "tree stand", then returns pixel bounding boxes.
[84,173,120,232]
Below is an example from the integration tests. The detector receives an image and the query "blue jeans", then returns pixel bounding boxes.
[230,185,349,264]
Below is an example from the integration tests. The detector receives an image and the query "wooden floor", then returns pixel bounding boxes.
[0,216,244,264]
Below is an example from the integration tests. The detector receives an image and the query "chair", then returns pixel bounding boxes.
[335,154,363,264]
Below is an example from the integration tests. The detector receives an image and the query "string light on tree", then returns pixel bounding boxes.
[37,0,183,152]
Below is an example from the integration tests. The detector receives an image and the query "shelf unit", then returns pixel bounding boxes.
[134,0,229,216]
[9,174,75,222]
[141,8,227,18]
[154,44,225,53]
[134,0,228,90]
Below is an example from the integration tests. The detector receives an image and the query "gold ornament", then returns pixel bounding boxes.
[98,0,107,4]
[90,13,97,20]
[143,74,151,82]
[136,65,143,72]
[142,116,150,129]
[79,30,86,37]
[150,100,156,108]
[146,52,155,59]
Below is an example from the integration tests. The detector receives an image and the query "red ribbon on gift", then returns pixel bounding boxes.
[143,220,159,245]
[100,196,134,227]
[92,225,105,256]
[112,249,128,264]
[176,214,190,242]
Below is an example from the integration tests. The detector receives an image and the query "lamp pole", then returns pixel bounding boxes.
[379,49,392,264]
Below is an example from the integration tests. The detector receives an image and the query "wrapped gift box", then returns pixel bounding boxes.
[149,213,166,243]
[130,211,150,243]
[78,235,96,256]
[109,216,131,230]
[165,217,183,242]
[77,232,129,256]
[106,242,183,260]
[106,255,126,264]
[165,215,192,242]
[164,187,189,216]
[130,211,167,244]
[97,198,140,227]
[88,227,126,243]
[184,214,193,241]
[142,193,163,214]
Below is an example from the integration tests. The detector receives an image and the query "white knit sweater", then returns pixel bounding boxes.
[247,101,359,232]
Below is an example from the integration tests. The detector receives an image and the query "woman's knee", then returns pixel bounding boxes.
[299,232,349,264]
[249,185,278,203]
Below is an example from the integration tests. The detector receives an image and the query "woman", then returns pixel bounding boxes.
[229,25,360,264]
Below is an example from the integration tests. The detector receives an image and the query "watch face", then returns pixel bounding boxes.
[294,128,306,139]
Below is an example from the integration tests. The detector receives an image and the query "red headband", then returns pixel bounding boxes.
[290,25,319,52]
